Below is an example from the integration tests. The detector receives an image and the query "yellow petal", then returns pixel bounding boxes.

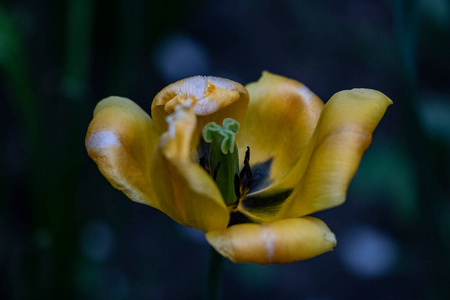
[239,71,324,192]
[151,104,229,232]
[151,76,249,144]
[85,96,161,209]
[275,88,393,218]
[206,217,336,264]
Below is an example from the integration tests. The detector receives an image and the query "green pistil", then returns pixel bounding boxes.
[203,118,240,206]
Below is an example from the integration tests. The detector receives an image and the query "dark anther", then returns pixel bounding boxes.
[239,146,251,184]
[244,146,250,164]
[245,161,253,183]
[240,146,253,192]
[232,146,254,202]
[234,173,241,199]
[212,162,221,181]
[241,180,252,198]
[239,169,245,186]
[199,153,209,172]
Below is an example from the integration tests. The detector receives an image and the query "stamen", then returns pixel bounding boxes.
[241,182,252,199]
[239,146,253,194]
[240,146,251,184]
[234,173,241,199]
[227,146,254,227]
[244,146,250,164]
[245,164,253,185]
[232,146,253,209]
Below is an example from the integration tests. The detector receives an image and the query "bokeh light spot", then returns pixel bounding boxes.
[338,225,399,279]
[153,33,210,83]
[80,220,115,262]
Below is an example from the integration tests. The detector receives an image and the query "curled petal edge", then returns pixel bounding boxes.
[85,96,161,209]
[276,88,393,219]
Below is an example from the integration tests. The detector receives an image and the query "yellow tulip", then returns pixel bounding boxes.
[85,72,392,264]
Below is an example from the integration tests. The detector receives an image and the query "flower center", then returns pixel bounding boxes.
[201,118,253,208]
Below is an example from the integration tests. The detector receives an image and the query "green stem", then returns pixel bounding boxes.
[205,247,224,300]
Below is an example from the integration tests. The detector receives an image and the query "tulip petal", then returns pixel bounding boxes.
[239,72,324,192]
[272,88,393,219]
[85,97,161,208]
[151,76,249,146]
[151,104,229,232]
[206,217,336,264]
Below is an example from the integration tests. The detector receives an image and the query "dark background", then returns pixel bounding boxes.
[1,0,449,299]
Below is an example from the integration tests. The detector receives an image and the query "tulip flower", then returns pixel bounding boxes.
[85,72,392,264]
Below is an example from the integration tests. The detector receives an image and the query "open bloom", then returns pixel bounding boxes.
[85,72,392,264]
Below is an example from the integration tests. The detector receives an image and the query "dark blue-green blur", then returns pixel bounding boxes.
[1,0,449,299]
